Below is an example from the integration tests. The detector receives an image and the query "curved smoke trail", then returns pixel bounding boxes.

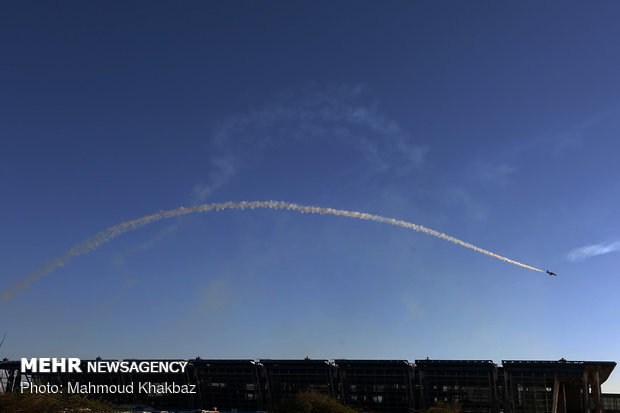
[0,201,543,304]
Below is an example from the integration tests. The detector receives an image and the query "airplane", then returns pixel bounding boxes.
[546,270,557,276]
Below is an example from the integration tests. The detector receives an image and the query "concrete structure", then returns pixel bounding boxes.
[1,358,618,413]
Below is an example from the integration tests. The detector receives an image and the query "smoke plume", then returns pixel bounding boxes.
[1,201,543,304]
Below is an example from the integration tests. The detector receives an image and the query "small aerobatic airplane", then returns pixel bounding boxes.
[546,270,557,276]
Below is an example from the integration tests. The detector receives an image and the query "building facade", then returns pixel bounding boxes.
[1,358,618,413]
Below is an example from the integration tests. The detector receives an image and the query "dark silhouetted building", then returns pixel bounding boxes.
[1,358,618,413]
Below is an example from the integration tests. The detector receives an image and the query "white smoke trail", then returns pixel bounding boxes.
[0,201,543,304]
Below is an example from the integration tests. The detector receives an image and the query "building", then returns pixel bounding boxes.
[1,358,618,413]
[335,359,414,412]
[416,359,499,413]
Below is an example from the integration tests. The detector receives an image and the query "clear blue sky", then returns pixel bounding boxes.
[2,1,620,392]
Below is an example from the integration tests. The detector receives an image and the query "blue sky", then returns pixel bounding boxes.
[2,1,620,392]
